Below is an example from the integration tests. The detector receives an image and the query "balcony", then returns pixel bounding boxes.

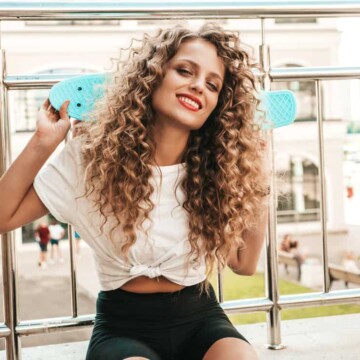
[1,2,360,359]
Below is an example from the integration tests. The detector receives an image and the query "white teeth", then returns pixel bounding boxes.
[178,96,200,109]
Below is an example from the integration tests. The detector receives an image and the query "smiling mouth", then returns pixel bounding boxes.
[176,95,202,111]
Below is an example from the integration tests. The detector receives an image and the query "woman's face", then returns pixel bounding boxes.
[151,39,225,131]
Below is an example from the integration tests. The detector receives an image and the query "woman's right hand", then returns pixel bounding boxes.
[34,99,71,150]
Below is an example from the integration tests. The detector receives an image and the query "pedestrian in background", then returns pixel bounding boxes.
[34,222,50,269]
[280,234,305,281]
[48,219,65,264]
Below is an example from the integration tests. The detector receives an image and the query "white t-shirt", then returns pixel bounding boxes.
[48,224,64,240]
[33,139,206,290]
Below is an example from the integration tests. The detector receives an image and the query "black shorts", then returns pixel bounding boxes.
[39,242,48,252]
[50,239,59,245]
[86,282,249,360]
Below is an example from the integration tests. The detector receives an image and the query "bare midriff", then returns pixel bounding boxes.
[120,275,185,293]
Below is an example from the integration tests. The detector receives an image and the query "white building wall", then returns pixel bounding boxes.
[274,121,347,234]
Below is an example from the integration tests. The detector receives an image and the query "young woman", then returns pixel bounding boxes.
[0,24,269,360]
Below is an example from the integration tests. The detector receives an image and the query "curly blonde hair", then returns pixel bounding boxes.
[79,23,269,288]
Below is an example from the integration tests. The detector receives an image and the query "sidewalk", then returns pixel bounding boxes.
[15,241,101,299]
[0,241,99,350]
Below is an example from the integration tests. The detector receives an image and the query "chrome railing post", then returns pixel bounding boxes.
[315,80,331,293]
[65,129,79,318]
[0,45,21,359]
[68,224,78,318]
[217,270,224,303]
[259,18,284,351]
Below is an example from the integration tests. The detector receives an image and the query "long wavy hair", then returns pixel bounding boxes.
[79,23,269,288]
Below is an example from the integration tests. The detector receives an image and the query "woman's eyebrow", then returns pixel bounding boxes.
[175,58,224,82]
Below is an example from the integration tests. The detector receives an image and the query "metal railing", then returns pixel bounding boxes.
[1,1,360,359]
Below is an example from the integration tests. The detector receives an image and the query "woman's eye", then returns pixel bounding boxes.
[207,82,218,92]
[177,68,192,76]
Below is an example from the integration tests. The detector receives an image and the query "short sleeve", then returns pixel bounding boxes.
[33,138,85,225]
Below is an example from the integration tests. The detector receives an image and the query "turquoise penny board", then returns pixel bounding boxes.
[49,73,297,129]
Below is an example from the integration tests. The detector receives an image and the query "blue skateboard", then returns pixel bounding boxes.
[49,73,297,129]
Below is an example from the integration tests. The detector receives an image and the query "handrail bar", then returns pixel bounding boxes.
[0,286,354,338]
[1,1,360,20]
[279,288,360,309]
[5,66,360,90]
[15,314,94,336]
[271,66,360,81]
[3,74,82,89]
[0,326,11,337]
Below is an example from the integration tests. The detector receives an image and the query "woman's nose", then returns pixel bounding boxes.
[190,78,205,93]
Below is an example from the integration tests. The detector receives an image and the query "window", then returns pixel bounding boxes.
[277,155,320,223]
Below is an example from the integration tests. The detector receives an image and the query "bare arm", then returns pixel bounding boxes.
[227,201,269,275]
[0,99,70,234]
[227,140,271,275]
